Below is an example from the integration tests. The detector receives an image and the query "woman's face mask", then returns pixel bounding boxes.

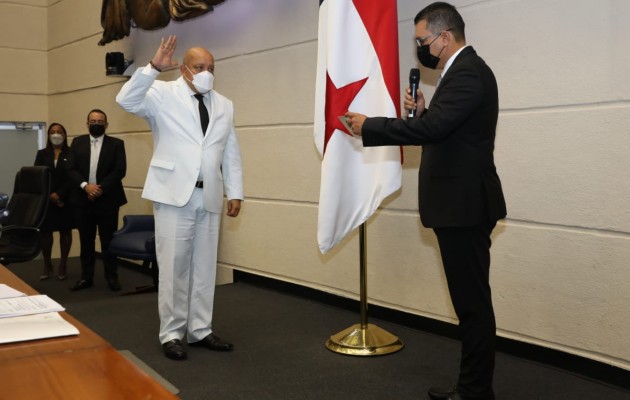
[50,133,64,146]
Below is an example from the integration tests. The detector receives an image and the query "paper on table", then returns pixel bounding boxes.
[0,294,65,318]
[0,312,79,344]
[0,284,26,299]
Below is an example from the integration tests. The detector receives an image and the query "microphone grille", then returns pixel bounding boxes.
[409,68,420,82]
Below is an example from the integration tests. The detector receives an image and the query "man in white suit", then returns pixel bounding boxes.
[116,35,243,361]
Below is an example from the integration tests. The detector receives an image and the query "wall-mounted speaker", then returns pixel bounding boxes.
[106,52,133,76]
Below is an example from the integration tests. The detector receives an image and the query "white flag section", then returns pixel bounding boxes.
[315,0,402,254]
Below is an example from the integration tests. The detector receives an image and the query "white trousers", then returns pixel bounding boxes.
[154,188,220,344]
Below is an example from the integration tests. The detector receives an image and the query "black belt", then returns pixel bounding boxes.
[195,181,204,188]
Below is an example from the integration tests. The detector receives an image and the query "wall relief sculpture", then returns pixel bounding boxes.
[99,0,225,45]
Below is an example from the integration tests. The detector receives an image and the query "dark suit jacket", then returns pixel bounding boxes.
[362,46,506,228]
[66,134,127,211]
[34,147,72,201]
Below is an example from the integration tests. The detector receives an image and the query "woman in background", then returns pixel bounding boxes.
[34,123,75,280]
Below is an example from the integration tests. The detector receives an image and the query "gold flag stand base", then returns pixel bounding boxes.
[325,323,404,356]
[325,223,404,356]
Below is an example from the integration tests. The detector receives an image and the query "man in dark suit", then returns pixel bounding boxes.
[346,3,506,400]
[66,109,127,292]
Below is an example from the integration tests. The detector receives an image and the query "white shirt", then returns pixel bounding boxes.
[185,83,211,181]
[88,135,103,184]
[439,45,469,84]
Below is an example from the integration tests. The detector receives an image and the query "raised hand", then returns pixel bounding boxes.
[151,35,178,71]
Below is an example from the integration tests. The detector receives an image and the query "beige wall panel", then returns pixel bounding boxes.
[0,49,47,94]
[0,94,47,122]
[122,187,153,217]
[218,43,317,127]
[495,106,630,232]
[48,0,103,49]
[48,84,129,135]
[364,211,453,317]
[48,37,131,94]
[380,146,421,212]
[10,0,50,6]
[121,132,152,188]
[0,4,46,50]
[219,200,364,297]
[114,107,152,133]
[492,223,630,369]
[109,92,154,134]
[465,0,630,110]
[239,126,320,203]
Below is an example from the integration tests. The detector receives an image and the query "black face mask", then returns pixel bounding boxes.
[416,35,444,70]
[89,124,105,137]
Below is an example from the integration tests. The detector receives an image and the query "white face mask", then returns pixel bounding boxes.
[50,133,64,146]
[185,66,214,94]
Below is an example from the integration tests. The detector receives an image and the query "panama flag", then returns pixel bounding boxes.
[314,0,402,254]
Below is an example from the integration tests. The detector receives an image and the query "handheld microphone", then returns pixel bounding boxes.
[408,68,420,118]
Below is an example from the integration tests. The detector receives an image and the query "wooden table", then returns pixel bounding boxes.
[0,264,179,400]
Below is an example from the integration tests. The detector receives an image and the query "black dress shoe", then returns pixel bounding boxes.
[70,279,93,291]
[189,333,234,351]
[162,339,187,360]
[107,279,121,291]
[428,386,459,400]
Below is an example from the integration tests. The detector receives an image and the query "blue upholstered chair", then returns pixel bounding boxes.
[108,214,158,294]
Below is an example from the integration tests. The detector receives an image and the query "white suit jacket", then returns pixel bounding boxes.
[116,65,243,213]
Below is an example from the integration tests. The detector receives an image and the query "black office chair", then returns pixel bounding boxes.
[0,166,51,265]
[108,215,159,294]
[0,192,9,225]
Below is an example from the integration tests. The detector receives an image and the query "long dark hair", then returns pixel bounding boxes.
[45,122,69,151]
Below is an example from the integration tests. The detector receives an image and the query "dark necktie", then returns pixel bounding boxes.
[194,94,209,135]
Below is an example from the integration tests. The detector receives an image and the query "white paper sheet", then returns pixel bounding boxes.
[0,312,79,344]
[0,284,27,299]
[0,294,65,318]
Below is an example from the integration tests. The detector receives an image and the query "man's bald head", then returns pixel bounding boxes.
[180,47,215,93]
[183,47,213,65]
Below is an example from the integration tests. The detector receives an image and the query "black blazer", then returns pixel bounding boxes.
[34,147,72,201]
[362,46,506,228]
[66,134,128,210]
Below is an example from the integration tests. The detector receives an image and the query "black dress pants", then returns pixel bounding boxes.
[75,205,120,282]
[433,222,497,400]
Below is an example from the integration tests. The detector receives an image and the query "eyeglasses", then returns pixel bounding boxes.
[415,29,451,47]
[415,32,440,47]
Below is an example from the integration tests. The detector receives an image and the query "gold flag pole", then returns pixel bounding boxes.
[325,223,404,356]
